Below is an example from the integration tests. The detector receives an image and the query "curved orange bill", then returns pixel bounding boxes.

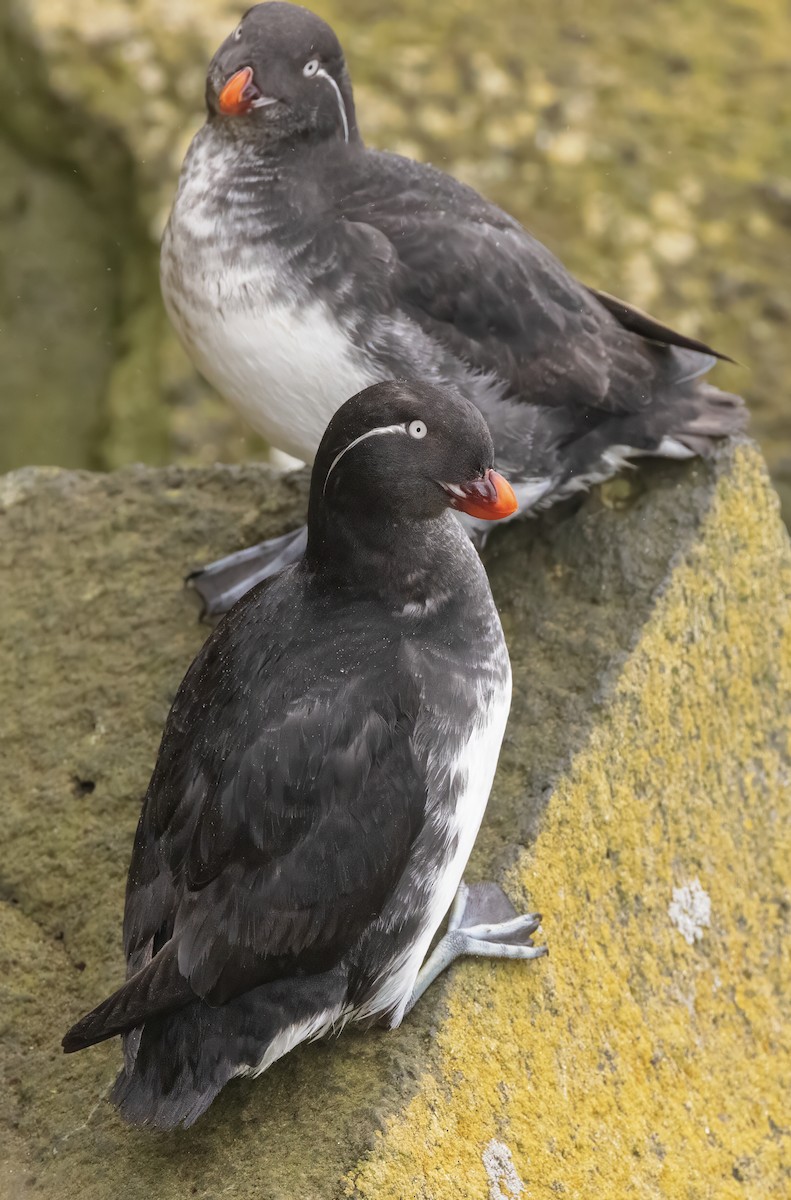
[218,66,259,116]
[443,469,518,521]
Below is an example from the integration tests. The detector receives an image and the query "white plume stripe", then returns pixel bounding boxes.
[317,68,350,143]
[323,423,407,493]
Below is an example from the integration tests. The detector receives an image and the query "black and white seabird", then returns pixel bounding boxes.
[161,1,746,615]
[62,380,547,1130]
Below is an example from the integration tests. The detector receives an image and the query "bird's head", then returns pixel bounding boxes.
[310,381,518,530]
[206,2,357,147]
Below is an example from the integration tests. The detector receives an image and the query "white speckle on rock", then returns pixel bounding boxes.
[482,1139,525,1200]
[668,877,711,945]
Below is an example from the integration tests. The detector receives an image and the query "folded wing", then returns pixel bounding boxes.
[63,592,426,1051]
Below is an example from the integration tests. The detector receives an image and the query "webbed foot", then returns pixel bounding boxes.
[404,881,547,1017]
[188,525,308,618]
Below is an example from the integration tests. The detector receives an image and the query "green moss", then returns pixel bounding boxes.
[0,2,167,472]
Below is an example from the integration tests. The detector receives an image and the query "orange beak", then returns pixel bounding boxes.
[218,66,260,116]
[443,469,518,521]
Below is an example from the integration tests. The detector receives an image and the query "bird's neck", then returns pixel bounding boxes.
[175,122,357,239]
[198,118,359,177]
[304,508,472,609]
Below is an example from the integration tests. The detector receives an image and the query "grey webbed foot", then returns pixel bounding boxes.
[187,525,308,618]
[404,881,547,1018]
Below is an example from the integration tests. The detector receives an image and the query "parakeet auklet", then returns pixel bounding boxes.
[62,380,547,1130]
[161,1,746,615]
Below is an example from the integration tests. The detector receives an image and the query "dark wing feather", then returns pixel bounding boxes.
[585,286,734,363]
[327,149,723,413]
[67,581,426,1048]
[171,685,424,1004]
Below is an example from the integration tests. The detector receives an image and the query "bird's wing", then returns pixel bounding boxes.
[122,588,426,1012]
[329,150,725,413]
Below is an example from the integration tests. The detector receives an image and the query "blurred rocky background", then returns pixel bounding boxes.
[1,0,789,516]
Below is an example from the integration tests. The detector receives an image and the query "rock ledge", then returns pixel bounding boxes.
[1,442,789,1199]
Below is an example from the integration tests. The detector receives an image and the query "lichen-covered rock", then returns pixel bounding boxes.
[1,0,790,512]
[1,442,789,1198]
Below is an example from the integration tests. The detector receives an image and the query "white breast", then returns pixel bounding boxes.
[160,132,379,463]
[165,289,380,463]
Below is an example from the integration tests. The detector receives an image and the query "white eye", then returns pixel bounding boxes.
[233,24,243,40]
[408,420,427,440]
[303,58,320,77]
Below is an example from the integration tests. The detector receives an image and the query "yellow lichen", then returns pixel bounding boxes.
[346,445,791,1198]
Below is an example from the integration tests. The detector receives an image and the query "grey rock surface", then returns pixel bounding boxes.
[0,444,781,1198]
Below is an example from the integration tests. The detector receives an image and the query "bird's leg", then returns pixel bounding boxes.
[187,525,308,618]
[402,881,547,1019]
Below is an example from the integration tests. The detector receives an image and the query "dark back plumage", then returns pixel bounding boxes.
[62,382,513,1129]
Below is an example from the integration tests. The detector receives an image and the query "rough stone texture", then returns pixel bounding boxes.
[0,137,115,472]
[1,0,790,511]
[1,442,789,1198]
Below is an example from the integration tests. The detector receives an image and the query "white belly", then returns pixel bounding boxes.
[162,282,379,463]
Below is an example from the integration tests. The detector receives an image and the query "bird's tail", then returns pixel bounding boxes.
[114,974,347,1129]
[544,346,747,507]
[67,967,348,1129]
[647,342,746,452]
[109,1002,248,1130]
[655,373,747,457]
[63,954,267,1129]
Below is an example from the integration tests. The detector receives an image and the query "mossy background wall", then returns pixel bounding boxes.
[0,0,789,511]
